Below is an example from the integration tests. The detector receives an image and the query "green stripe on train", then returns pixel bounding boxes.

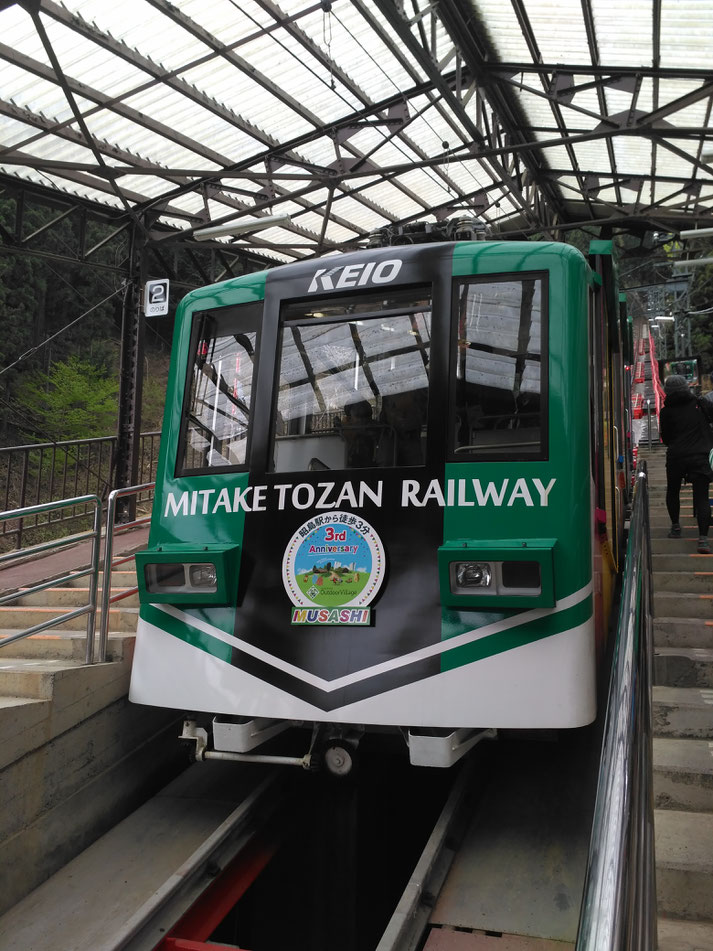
[143,604,233,663]
[440,595,592,672]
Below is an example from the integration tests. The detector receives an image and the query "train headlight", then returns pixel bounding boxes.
[144,561,218,593]
[454,561,492,588]
[189,563,218,589]
[438,541,555,608]
[136,545,240,606]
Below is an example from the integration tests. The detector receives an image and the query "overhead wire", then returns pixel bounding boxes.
[0,285,125,377]
[331,6,491,211]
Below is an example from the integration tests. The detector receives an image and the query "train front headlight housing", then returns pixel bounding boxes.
[136,545,240,605]
[189,563,218,589]
[150,563,185,589]
[439,541,555,608]
[501,560,541,589]
[454,562,492,588]
[144,561,218,593]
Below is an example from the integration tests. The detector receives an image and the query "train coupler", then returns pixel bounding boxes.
[180,718,209,760]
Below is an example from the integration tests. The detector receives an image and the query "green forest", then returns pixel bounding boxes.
[0,194,175,449]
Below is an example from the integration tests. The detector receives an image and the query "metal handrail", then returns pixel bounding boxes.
[0,495,102,665]
[0,431,160,549]
[97,482,155,663]
[576,464,657,950]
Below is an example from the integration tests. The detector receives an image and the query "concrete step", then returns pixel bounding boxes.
[657,917,713,951]
[654,738,713,812]
[0,696,50,771]
[0,631,133,661]
[655,593,713,621]
[650,515,713,526]
[0,695,179,847]
[655,618,713,650]
[654,553,713,571]
[655,572,713,594]
[648,488,698,498]
[656,648,713,689]
[0,654,132,706]
[0,699,185,916]
[652,538,713,555]
[650,523,711,536]
[0,654,135,771]
[13,587,140,608]
[653,687,713,739]
[0,605,139,632]
[66,570,136,588]
[656,810,713,920]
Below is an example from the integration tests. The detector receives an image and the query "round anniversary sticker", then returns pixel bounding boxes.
[282,511,385,610]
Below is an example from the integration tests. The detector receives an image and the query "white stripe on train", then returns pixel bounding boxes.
[151,579,592,693]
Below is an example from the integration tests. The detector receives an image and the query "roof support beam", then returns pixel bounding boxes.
[372,0,559,233]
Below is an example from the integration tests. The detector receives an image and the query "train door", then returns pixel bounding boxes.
[221,246,454,715]
[588,242,624,639]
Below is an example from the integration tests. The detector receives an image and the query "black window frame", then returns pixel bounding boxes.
[175,300,263,478]
[269,283,434,473]
[447,271,549,463]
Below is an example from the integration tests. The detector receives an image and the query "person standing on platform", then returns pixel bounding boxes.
[660,374,713,554]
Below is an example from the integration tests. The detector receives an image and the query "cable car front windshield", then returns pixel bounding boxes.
[271,286,432,473]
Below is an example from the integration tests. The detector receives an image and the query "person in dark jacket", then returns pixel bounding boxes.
[659,374,713,554]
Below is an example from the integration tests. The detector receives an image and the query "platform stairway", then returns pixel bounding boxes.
[0,563,184,917]
[638,443,713,950]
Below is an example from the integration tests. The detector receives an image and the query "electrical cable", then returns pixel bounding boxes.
[0,284,125,377]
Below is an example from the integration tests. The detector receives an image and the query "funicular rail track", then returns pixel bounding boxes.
[110,771,290,951]
[106,745,492,951]
[84,727,594,951]
[0,712,615,951]
[108,727,603,951]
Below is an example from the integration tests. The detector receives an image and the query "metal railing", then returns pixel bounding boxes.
[97,482,154,663]
[0,495,102,665]
[0,482,152,664]
[0,432,160,550]
[576,464,657,950]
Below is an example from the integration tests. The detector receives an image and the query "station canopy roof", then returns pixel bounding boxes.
[1,0,712,263]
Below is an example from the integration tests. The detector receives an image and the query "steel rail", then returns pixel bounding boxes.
[99,770,289,951]
[375,753,481,951]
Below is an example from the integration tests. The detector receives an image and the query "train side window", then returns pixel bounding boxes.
[271,288,432,472]
[176,303,261,475]
[451,276,545,460]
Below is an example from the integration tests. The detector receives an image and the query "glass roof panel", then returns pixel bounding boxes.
[527,3,591,62]
[0,0,712,256]
[467,0,534,61]
[591,0,652,68]
[660,2,713,70]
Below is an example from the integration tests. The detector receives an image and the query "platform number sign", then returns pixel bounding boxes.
[144,279,170,317]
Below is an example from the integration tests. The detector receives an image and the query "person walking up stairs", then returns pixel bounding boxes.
[659,374,713,556]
